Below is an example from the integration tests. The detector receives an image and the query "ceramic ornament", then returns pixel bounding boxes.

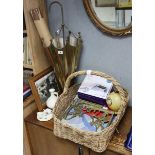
[37,108,53,121]
[106,92,122,112]
[46,89,58,109]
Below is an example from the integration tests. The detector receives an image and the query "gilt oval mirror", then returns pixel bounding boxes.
[83,0,132,36]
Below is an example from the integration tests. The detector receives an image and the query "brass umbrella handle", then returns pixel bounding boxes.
[49,1,65,47]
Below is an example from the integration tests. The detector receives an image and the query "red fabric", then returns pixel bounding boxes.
[23,83,29,92]
[82,107,104,117]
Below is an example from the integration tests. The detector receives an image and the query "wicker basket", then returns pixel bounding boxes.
[53,70,129,152]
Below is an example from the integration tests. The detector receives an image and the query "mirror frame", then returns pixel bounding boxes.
[83,0,132,36]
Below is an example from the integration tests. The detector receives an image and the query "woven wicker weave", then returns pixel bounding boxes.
[53,70,129,152]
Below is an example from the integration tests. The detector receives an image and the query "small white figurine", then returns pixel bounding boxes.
[37,108,53,121]
[46,88,58,109]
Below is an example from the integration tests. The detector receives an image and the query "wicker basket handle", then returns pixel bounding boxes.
[63,70,122,94]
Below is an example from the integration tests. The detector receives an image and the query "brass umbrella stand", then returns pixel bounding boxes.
[30,1,82,91]
[48,1,83,90]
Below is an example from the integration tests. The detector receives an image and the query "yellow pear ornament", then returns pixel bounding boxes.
[106,92,122,112]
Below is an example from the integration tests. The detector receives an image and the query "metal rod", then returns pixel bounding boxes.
[49,1,65,47]
[49,1,64,24]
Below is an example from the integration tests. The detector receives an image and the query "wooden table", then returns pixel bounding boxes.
[25,107,132,155]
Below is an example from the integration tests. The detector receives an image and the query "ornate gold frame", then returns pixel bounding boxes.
[83,0,132,36]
